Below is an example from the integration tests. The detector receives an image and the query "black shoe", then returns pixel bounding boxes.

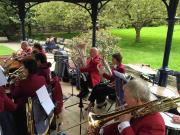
[77,91,89,98]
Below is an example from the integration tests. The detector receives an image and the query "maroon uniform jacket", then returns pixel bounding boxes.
[103,113,165,135]
[80,55,101,87]
[10,74,47,108]
[103,64,125,81]
[0,86,17,112]
[38,62,51,85]
[51,76,63,115]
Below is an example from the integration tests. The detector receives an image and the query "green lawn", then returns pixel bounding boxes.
[0,45,14,56]
[111,25,180,71]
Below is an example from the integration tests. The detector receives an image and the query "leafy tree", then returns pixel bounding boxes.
[0,2,19,38]
[32,2,90,32]
[115,0,165,42]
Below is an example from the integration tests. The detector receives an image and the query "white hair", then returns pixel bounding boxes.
[123,79,150,102]
[91,47,99,52]
[21,41,29,46]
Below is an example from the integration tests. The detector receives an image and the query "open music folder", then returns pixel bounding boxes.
[36,85,55,115]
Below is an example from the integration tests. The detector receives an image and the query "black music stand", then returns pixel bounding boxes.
[65,64,88,135]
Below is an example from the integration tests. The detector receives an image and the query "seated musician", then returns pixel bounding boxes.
[77,47,102,98]
[0,86,16,112]
[10,58,47,135]
[102,79,165,135]
[32,42,46,55]
[16,41,32,57]
[34,53,51,85]
[85,53,125,111]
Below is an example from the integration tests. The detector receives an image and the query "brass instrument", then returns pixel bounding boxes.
[8,66,26,82]
[88,97,180,128]
[97,58,112,76]
[3,50,32,74]
[70,43,87,68]
[26,98,34,135]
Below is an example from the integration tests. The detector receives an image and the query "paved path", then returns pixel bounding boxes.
[2,42,20,51]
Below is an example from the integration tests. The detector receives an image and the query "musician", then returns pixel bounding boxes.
[85,53,125,110]
[17,41,32,57]
[78,47,102,98]
[10,58,46,135]
[32,42,46,55]
[35,53,51,84]
[0,86,16,112]
[102,79,165,135]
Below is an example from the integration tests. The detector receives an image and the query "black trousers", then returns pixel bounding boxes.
[88,83,115,104]
[13,107,28,135]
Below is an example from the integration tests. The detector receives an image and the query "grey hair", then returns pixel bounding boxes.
[21,41,28,46]
[123,79,150,102]
[91,47,99,52]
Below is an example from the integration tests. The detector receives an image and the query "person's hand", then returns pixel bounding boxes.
[172,115,180,124]
[118,113,132,122]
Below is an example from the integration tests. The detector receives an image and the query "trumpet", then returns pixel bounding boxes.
[88,97,180,128]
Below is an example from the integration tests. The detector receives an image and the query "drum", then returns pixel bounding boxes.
[160,112,180,135]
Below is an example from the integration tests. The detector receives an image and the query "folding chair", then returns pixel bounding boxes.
[107,74,124,112]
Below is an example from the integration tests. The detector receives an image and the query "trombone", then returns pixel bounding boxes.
[88,97,180,128]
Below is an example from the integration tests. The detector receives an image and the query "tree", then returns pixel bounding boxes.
[32,2,90,32]
[0,2,19,38]
[115,0,165,42]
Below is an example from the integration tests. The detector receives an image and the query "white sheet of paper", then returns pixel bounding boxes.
[36,85,55,115]
[0,68,7,86]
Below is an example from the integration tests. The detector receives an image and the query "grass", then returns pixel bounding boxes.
[0,45,14,56]
[111,25,180,71]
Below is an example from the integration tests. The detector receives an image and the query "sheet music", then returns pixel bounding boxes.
[36,85,55,115]
[0,67,7,86]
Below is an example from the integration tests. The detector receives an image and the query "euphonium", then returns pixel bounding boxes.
[88,97,180,128]
[71,43,87,67]
[99,58,112,75]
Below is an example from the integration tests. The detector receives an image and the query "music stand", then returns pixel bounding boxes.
[65,64,88,135]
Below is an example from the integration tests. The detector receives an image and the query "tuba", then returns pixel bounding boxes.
[88,97,180,128]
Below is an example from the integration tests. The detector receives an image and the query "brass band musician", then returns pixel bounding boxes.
[85,53,125,111]
[15,41,32,58]
[101,79,165,135]
[77,47,102,98]
[10,58,47,135]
